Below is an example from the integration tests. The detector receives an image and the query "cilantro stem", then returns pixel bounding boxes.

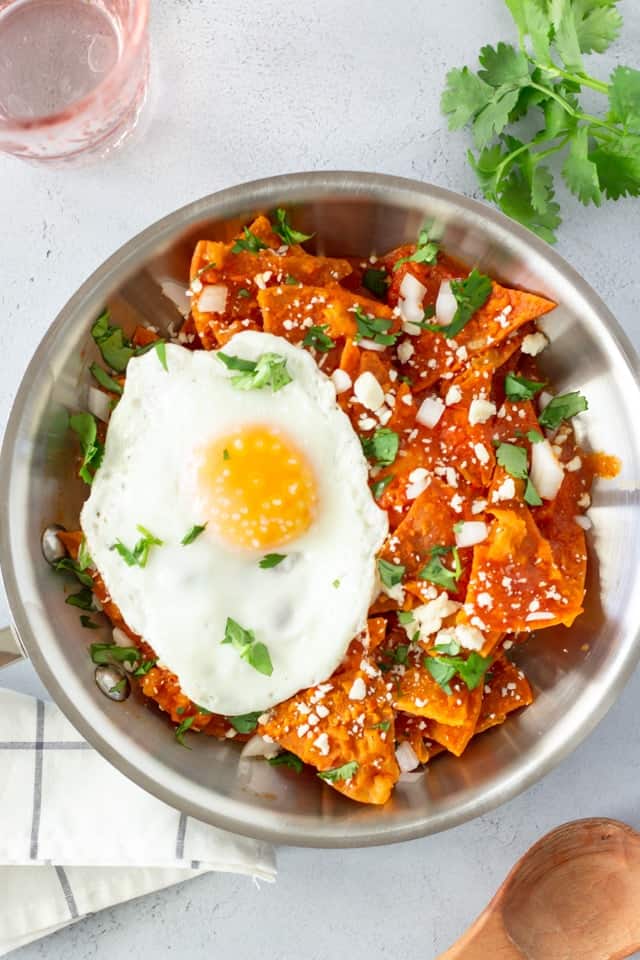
[527,83,618,135]
[530,135,571,163]
[534,62,609,96]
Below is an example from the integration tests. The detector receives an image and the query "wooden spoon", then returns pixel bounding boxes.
[438,818,640,960]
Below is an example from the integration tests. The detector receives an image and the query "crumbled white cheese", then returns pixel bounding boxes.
[468,398,496,426]
[406,467,429,500]
[331,369,352,394]
[406,593,461,640]
[521,331,548,356]
[474,442,490,465]
[397,340,415,364]
[416,395,445,428]
[492,477,516,502]
[348,677,367,701]
[313,732,330,756]
[445,385,462,406]
[471,498,488,515]
[566,456,582,472]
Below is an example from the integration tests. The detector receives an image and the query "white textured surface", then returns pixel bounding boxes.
[1,0,639,956]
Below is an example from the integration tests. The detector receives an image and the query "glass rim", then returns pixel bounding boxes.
[0,0,149,133]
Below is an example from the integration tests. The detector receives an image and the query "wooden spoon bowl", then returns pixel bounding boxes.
[438,818,640,960]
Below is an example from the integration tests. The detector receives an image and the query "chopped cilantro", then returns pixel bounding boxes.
[110,678,128,695]
[90,642,139,666]
[237,288,251,298]
[302,324,335,353]
[89,363,123,395]
[284,275,300,285]
[53,557,93,588]
[259,553,287,569]
[66,588,94,610]
[272,208,314,245]
[154,340,168,371]
[317,761,359,783]
[132,659,157,677]
[362,267,389,298]
[231,227,268,254]
[538,391,588,429]
[377,558,405,588]
[218,351,293,392]
[332,578,341,588]
[370,474,393,499]
[421,269,492,338]
[361,428,399,467]
[504,372,546,401]
[372,720,391,732]
[223,448,230,460]
[418,545,462,592]
[175,715,197,747]
[79,614,100,629]
[353,305,398,346]
[269,751,304,772]
[194,261,217,278]
[182,524,207,545]
[524,478,543,506]
[110,524,163,568]
[424,651,492,694]
[91,308,134,372]
[496,441,528,479]
[221,617,273,676]
[228,711,262,733]
[527,429,544,444]
[393,223,440,270]
[393,644,409,665]
[397,610,415,625]
[69,412,104,485]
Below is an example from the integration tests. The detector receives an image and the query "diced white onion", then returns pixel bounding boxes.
[416,395,445,428]
[358,337,387,353]
[454,521,488,548]
[399,770,426,784]
[399,272,427,326]
[575,514,592,530]
[240,735,281,760]
[159,278,191,318]
[530,439,565,500]
[397,340,415,364]
[331,369,352,394]
[354,371,385,411]
[395,740,420,773]
[112,627,130,647]
[538,390,553,412]
[435,280,458,327]
[88,386,112,423]
[198,283,228,314]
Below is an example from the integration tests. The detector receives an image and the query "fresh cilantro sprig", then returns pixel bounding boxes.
[227,711,262,733]
[221,617,273,676]
[362,267,389,298]
[317,761,359,783]
[377,558,405,589]
[370,474,393,500]
[539,390,588,428]
[393,223,440,270]
[441,1,640,242]
[303,325,335,353]
[269,752,304,773]
[91,308,134,372]
[231,227,268,254]
[271,208,314,245]
[217,351,293,392]
[505,372,546,400]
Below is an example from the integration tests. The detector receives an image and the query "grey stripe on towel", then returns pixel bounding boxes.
[29,699,45,860]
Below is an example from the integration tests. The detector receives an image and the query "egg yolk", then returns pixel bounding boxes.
[199,425,318,550]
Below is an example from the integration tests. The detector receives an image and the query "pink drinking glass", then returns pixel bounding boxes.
[0,0,149,163]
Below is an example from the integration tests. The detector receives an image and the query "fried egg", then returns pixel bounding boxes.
[81,332,388,714]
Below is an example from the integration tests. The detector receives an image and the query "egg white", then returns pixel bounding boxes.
[81,332,388,714]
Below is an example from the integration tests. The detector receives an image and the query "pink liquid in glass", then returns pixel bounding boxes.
[0,0,149,162]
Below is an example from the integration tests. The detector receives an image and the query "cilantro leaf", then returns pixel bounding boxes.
[504,372,546,400]
[392,644,409,665]
[473,88,522,150]
[219,351,293,391]
[551,0,584,72]
[80,614,100,629]
[418,545,462,592]
[269,752,304,772]
[422,268,492,338]
[89,363,123,395]
[302,325,335,353]
[377,558,405,589]
[272,208,314,245]
[397,610,415,625]
[393,224,440,271]
[575,1,622,54]
[498,165,562,244]
[259,553,287,569]
[527,429,544,443]
[175,715,197,747]
[154,340,168,371]
[231,227,268,254]
[194,261,218,278]
[132,659,157,677]
[538,391,588,429]
[111,524,163,568]
[478,42,529,87]
[524,478,543,506]
[317,761,359,783]
[237,288,251,298]
[370,474,393,499]
[372,720,391,732]
[609,65,640,132]
[591,136,640,200]
[69,412,104,485]
[441,67,494,130]
[425,651,492,694]
[90,642,139,666]
[91,309,134,372]
[496,442,528,479]
[361,428,399,467]
[66,588,94,610]
[562,126,602,205]
[228,712,262,733]
[221,617,273,677]
[53,557,94,588]
[353,305,397,346]
[181,524,207,545]
[362,268,389,298]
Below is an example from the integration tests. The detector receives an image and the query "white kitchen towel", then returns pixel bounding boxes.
[0,687,276,956]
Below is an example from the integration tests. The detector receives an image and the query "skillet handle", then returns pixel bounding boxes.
[0,624,26,670]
